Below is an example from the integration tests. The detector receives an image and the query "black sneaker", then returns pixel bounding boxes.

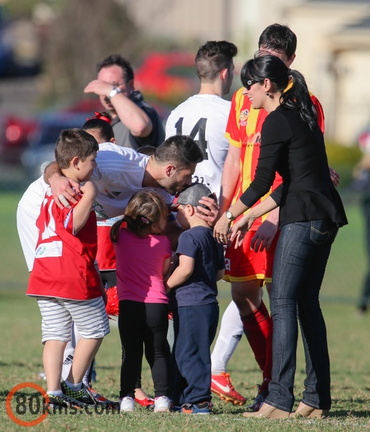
[61,381,96,407]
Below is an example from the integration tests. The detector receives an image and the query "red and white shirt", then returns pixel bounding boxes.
[27,191,101,300]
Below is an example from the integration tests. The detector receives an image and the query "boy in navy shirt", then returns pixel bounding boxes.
[166,183,225,414]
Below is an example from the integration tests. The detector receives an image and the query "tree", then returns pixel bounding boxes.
[41,0,139,105]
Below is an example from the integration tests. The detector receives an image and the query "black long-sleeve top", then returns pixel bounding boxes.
[240,105,348,228]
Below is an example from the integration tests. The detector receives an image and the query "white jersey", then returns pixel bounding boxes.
[17,142,172,271]
[165,94,230,199]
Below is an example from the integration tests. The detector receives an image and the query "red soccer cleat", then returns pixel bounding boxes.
[211,372,246,406]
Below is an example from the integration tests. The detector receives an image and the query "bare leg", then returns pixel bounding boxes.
[43,340,68,392]
[67,338,103,384]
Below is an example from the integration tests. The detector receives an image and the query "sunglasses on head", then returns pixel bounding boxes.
[244,79,260,90]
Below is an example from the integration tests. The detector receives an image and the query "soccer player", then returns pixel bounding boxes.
[165,40,238,200]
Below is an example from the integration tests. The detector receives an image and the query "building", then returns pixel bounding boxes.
[121,0,370,144]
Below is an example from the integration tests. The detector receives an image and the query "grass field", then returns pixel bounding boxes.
[1,191,370,431]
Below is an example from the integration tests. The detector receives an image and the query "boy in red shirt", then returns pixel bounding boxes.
[27,129,110,409]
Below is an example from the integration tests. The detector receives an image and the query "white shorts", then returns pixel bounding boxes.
[37,296,110,343]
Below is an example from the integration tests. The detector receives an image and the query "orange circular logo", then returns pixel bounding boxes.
[6,382,49,427]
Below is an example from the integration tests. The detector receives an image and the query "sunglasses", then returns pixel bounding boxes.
[244,79,260,90]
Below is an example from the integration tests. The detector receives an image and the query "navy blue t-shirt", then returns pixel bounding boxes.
[173,226,224,307]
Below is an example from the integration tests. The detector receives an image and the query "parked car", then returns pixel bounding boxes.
[0,115,38,165]
[20,111,89,180]
[134,52,198,105]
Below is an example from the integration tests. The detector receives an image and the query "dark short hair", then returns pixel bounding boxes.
[154,135,203,167]
[55,129,99,169]
[258,24,297,60]
[195,40,238,81]
[97,54,134,83]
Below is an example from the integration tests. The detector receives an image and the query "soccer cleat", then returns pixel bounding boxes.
[180,401,213,414]
[211,373,246,405]
[61,381,96,407]
[154,395,172,413]
[44,394,72,410]
[87,386,120,409]
[120,396,135,412]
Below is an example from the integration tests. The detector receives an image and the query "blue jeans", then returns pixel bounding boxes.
[265,220,338,412]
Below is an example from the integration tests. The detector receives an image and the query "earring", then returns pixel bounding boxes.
[266,92,270,97]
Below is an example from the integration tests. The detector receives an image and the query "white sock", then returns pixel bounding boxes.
[47,390,63,396]
[211,301,243,374]
[65,379,82,391]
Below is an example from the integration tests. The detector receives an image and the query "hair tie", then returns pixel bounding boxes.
[87,111,112,124]
[140,216,150,224]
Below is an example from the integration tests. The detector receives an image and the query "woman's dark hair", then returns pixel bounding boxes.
[241,55,317,130]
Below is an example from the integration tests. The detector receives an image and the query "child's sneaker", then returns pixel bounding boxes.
[180,401,212,414]
[120,396,135,412]
[154,396,172,413]
[211,372,246,405]
[61,381,96,407]
[45,394,70,409]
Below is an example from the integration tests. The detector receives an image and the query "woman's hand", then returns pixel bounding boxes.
[213,213,231,244]
[251,220,278,252]
[229,214,256,248]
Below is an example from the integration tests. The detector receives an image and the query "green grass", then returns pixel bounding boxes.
[1,191,370,431]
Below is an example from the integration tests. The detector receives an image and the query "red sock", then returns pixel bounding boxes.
[241,301,272,392]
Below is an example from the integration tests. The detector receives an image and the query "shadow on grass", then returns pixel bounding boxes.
[331,409,370,418]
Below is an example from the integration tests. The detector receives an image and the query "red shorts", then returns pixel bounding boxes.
[224,230,279,283]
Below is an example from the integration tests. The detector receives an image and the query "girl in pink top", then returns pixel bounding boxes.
[111,190,172,413]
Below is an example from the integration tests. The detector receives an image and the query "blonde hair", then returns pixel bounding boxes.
[111,190,168,241]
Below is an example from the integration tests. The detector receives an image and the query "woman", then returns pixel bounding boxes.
[214,55,347,418]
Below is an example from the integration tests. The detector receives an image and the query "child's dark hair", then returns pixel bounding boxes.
[82,111,114,143]
[241,54,317,130]
[110,190,168,241]
[55,128,99,169]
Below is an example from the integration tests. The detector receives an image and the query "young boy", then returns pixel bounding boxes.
[27,129,110,409]
[166,183,225,414]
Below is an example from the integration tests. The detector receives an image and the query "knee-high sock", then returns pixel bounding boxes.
[241,301,272,392]
[211,301,243,374]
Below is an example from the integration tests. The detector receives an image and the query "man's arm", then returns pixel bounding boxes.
[43,162,80,209]
[84,80,152,137]
[219,144,241,215]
